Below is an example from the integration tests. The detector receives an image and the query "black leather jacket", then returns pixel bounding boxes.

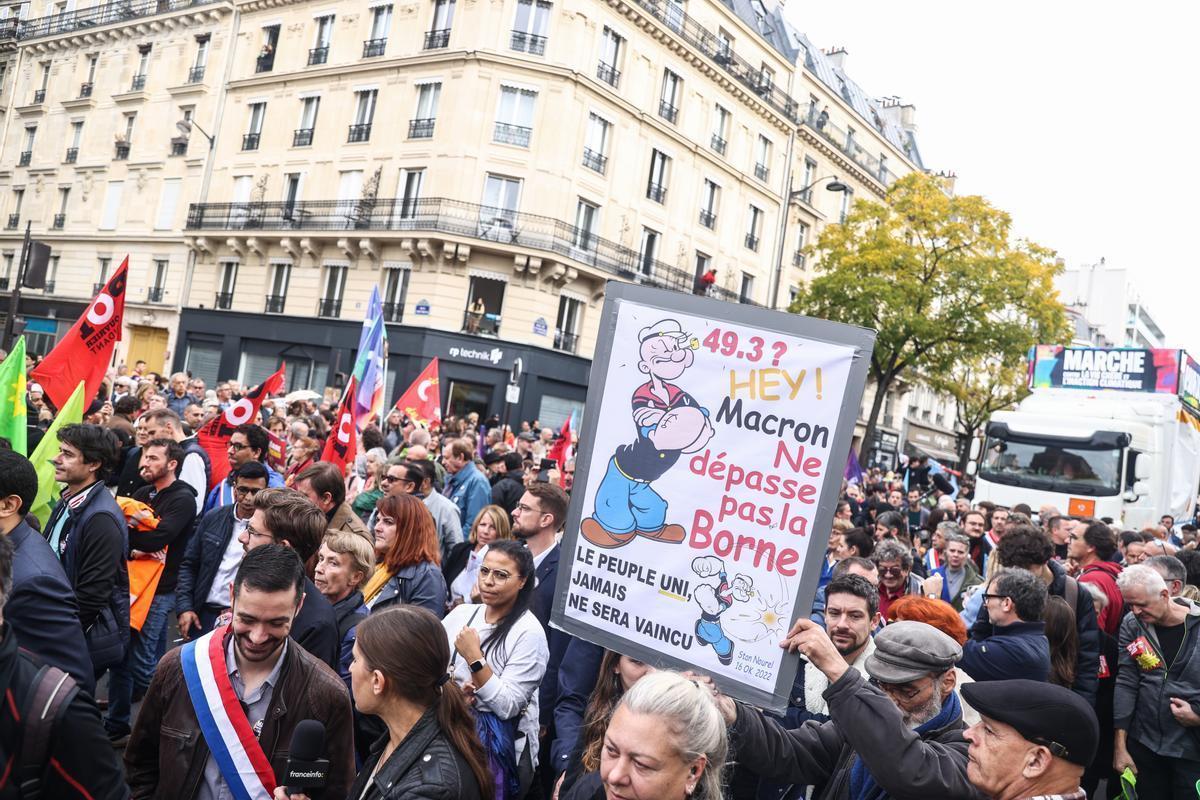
[349,707,484,800]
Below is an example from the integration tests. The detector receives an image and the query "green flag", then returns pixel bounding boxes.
[0,337,26,456]
[29,380,86,529]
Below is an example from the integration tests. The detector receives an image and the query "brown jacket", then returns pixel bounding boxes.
[329,501,372,545]
[125,633,356,800]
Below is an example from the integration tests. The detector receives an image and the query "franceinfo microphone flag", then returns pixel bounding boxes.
[285,720,329,794]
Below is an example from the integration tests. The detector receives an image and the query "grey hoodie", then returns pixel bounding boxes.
[1114,597,1200,760]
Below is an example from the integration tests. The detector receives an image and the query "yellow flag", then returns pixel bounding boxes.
[28,380,86,528]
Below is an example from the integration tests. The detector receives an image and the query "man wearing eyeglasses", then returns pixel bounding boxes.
[176,461,270,640]
[961,679,1097,800]
[959,569,1051,684]
[201,423,285,514]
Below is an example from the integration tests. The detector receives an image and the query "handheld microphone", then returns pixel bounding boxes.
[284,720,329,794]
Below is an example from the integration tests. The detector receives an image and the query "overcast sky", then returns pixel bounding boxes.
[784,2,1200,353]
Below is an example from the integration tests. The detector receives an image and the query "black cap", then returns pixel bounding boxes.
[482,451,504,466]
[960,679,1098,766]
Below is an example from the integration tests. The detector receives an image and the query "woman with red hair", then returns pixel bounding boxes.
[887,595,980,724]
[362,493,448,618]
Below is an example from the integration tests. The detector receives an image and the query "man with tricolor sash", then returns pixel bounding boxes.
[126,544,354,800]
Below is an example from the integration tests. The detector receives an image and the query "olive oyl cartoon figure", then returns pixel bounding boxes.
[581,319,715,549]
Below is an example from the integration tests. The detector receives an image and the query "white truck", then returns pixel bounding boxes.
[970,346,1200,528]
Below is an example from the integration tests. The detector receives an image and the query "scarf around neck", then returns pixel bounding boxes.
[847,689,962,800]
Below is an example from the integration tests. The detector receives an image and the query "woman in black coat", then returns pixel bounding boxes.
[275,606,492,800]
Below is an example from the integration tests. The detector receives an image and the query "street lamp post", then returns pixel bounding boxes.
[768,176,849,309]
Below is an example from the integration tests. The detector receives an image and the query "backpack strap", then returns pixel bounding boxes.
[18,664,79,800]
[1062,575,1079,614]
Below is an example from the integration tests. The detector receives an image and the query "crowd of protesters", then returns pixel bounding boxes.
[0,365,1197,800]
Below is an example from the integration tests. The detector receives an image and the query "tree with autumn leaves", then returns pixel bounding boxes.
[790,172,1071,467]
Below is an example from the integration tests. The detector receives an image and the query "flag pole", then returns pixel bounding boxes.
[1,221,30,353]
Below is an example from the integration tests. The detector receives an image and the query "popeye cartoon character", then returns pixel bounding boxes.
[691,556,753,666]
[581,318,715,549]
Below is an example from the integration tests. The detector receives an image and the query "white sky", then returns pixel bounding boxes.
[783,1,1200,353]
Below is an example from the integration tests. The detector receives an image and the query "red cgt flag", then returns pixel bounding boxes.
[546,413,573,485]
[320,377,358,475]
[393,358,441,428]
[31,256,130,411]
[198,365,286,490]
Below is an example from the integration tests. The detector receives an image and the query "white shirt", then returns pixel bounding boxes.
[450,544,489,604]
[206,513,249,607]
[443,602,548,766]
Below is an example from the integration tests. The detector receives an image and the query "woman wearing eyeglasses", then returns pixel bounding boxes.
[442,539,548,799]
[443,504,512,609]
[362,493,447,618]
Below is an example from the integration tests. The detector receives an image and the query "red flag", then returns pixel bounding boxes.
[392,358,441,427]
[547,414,573,486]
[320,377,358,474]
[266,431,287,473]
[31,256,129,410]
[197,365,286,489]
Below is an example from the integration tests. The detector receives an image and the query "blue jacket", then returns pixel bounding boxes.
[369,561,448,619]
[176,503,240,615]
[6,520,93,694]
[445,463,491,539]
[960,620,1051,683]
[331,590,368,691]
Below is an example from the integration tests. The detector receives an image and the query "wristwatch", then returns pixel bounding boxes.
[469,657,487,674]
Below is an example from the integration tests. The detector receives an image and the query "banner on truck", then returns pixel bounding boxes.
[551,283,874,711]
[1030,345,1181,393]
[1180,354,1200,414]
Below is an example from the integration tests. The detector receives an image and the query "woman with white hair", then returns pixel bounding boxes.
[562,670,728,800]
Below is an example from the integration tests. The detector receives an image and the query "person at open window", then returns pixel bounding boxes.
[467,297,486,334]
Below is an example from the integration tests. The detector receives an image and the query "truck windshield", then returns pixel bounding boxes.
[980,435,1122,496]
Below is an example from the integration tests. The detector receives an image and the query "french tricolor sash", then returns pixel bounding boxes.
[925,548,942,572]
[181,626,277,800]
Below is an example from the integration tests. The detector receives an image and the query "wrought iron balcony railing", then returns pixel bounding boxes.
[381,301,403,323]
[362,37,386,58]
[264,294,286,313]
[185,196,760,306]
[16,0,222,41]
[64,147,78,163]
[242,133,260,151]
[114,141,130,160]
[214,291,233,310]
[423,28,449,49]
[130,74,146,91]
[596,61,619,87]
[408,118,435,139]
[554,330,579,354]
[187,65,205,83]
[318,298,342,317]
[493,122,531,147]
[147,286,164,302]
[293,128,313,147]
[32,89,45,103]
[347,123,372,143]
[658,100,677,123]
[510,30,546,55]
[255,53,274,73]
[646,183,666,203]
[698,210,716,229]
[754,162,769,181]
[581,148,606,174]
[308,47,328,65]
[745,234,759,251]
[170,140,188,156]
[5,215,18,229]
[18,151,31,167]
[51,213,64,229]
[78,82,93,97]
[711,134,726,154]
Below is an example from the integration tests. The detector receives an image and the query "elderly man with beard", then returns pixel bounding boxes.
[710,620,983,799]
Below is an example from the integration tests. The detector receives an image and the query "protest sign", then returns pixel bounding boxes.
[551,283,874,711]
[1029,345,1182,393]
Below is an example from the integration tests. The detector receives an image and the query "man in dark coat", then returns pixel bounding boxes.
[710,620,985,800]
[491,452,526,516]
[960,568,1050,683]
[0,450,92,693]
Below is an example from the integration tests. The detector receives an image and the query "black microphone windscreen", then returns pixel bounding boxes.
[289,720,326,761]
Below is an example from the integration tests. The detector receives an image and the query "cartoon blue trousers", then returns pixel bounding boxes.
[695,617,734,665]
[592,457,668,534]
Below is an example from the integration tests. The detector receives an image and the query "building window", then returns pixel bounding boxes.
[409,82,440,139]
[494,86,536,147]
[398,168,424,219]
[349,89,377,142]
[364,4,391,56]
[19,125,34,165]
[310,15,334,64]
[573,199,598,252]
[0,252,12,290]
[45,255,58,293]
[52,186,68,229]
[425,0,454,48]
[711,104,729,154]
[758,63,774,93]
[638,227,659,276]
[646,149,669,203]
[190,36,209,82]
[793,221,808,268]
[94,257,110,294]
[658,69,680,123]
[800,157,817,203]
[716,28,733,59]
[464,275,505,336]
[878,153,888,182]
[745,205,762,251]
[740,272,755,303]
[282,173,302,219]
[699,179,718,228]
[839,187,853,223]
[382,264,410,322]
[582,112,610,174]
[597,26,622,87]
[266,262,290,313]
[511,0,550,55]
[754,134,771,181]
[99,181,123,230]
[664,0,684,30]
[216,261,237,309]
[243,102,265,150]
[149,259,167,302]
[295,96,319,146]
[694,251,711,291]
[554,294,583,353]
[257,25,279,72]
[481,174,521,234]
[319,264,347,317]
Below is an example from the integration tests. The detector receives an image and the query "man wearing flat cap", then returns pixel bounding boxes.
[961,679,1097,800]
[710,619,985,799]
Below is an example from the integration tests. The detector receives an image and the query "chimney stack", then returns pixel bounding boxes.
[823,46,848,70]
